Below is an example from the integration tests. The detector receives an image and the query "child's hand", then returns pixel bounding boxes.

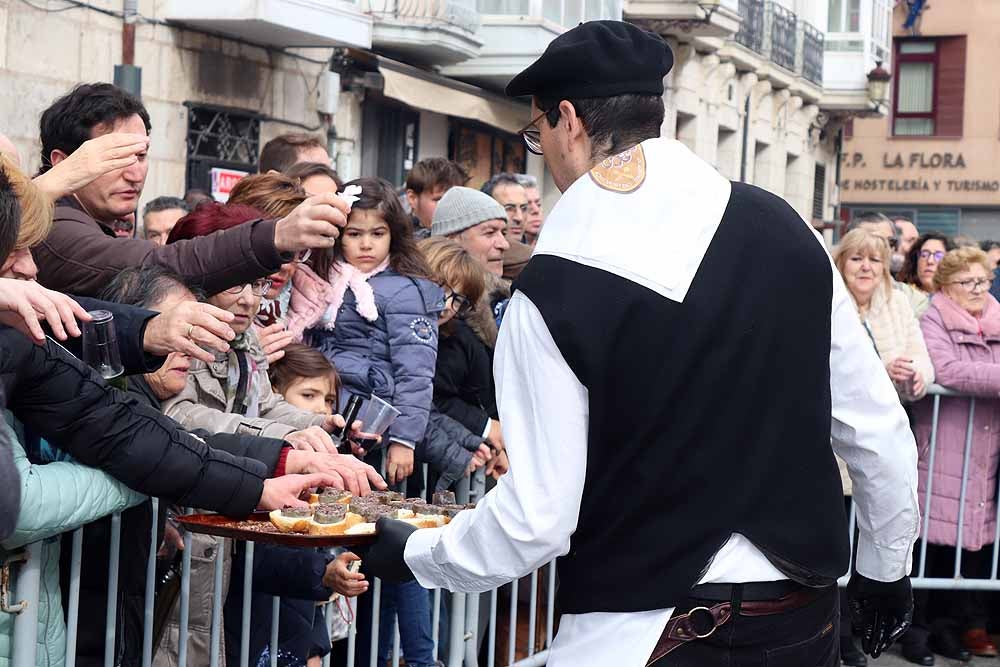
[466,443,492,476]
[323,552,367,597]
[386,443,414,484]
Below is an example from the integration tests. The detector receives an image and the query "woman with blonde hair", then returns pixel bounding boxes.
[833,228,934,402]
[0,155,53,280]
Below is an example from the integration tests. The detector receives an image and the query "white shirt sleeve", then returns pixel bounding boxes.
[404,291,589,592]
[829,265,920,582]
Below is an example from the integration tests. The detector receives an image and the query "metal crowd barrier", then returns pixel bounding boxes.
[5,463,559,667]
[836,384,1000,592]
[17,384,992,665]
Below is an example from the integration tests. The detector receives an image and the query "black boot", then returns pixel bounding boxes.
[929,627,971,662]
[840,635,868,667]
[900,631,935,666]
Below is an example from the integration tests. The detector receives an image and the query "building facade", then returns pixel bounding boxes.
[625,0,892,234]
[1,0,889,225]
[841,0,1000,239]
[0,0,625,213]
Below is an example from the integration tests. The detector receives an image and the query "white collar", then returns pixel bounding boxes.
[534,138,732,302]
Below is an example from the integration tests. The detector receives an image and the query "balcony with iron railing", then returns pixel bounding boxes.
[730,0,824,91]
[366,0,483,65]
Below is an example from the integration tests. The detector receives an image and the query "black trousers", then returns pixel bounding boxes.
[651,585,839,667]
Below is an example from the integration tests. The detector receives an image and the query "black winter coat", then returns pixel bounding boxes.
[0,326,270,513]
[62,374,290,666]
[433,320,497,436]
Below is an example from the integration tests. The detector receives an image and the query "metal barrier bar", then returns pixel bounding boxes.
[465,590,480,666]
[527,570,538,656]
[240,541,254,667]
[447,588,466,667]
[178,528,193,667]
[370,578,382,667]
[511,650,550,667]
[953,398,977,577]
[270,596,281,667]
[65,527,84,667]
[546,560,556,648]
[11,542,42,667]
[432,588,442,659]
[488,588,498,667]
[508,579,519,666]
[346,594,358,667]
[104,512,122,667]
[919,394,943,577]
[209,537,225,667]
[142,498,159,667]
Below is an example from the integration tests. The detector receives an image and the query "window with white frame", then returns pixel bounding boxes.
[893,41,936,136]
[481,0,620,22]
[828,0,860,32]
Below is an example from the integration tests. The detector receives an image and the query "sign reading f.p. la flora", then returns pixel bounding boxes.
[842,151,967,170]
[210,168,248,203]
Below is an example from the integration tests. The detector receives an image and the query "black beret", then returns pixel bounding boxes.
[506,20,673,100]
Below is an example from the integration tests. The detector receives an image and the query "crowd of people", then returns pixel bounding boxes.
[834,212,1000,666]
[0,82,546,667]
[3,77,1000,667]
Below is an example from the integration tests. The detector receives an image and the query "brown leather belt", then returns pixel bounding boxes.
[645,585,828,666]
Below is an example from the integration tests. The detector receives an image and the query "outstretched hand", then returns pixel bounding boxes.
[0,278,91,344]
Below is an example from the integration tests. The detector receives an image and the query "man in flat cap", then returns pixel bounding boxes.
[366,20,918,666]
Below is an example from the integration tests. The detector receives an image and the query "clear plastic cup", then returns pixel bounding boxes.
[82,310,124,385]
[359,394,401,440]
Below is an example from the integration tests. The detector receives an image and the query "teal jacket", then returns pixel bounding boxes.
[0,421,145,667]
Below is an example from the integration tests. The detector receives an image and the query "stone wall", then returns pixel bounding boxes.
[0,0,338,209]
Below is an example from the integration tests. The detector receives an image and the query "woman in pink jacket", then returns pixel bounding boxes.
[911,246,1000,663]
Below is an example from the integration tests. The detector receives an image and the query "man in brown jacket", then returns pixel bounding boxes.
[33,83,348,297]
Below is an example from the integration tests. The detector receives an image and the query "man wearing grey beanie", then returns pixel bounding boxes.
[431,186,510,278]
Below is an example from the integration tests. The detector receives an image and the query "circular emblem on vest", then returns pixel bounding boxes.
[589,144,646,194]
[409,317,435,342]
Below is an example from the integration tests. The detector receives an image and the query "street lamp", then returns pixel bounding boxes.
[866,60,891,107]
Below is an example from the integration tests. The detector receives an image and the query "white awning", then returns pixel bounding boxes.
[379,61,529,135]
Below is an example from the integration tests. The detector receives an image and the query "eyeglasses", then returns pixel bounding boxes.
[445,291,474,317]
[224,278,272,296]
[919,250,946,262]
[950,278,991,292]
[518,110,548,156]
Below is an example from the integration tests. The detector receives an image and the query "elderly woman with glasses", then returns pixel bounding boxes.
[161,202,340,451]
[897,233,956,318]
[905,246,1000,663]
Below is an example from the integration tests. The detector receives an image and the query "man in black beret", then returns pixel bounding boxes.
[365,20,918,667]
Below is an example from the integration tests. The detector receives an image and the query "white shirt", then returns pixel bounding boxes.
[405,139,919,667]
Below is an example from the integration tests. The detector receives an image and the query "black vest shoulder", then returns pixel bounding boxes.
[516,182,849,614]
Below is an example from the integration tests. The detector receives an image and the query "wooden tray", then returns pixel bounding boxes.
[177,511,377,548]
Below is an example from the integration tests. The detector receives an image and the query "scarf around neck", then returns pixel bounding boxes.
[320,257,391,329]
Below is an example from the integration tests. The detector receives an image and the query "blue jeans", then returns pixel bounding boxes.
[376,581,435,667]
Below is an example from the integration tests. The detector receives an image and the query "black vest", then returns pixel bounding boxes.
[515,182,849,615]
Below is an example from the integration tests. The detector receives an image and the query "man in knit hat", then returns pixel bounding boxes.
[430,186,510,277]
